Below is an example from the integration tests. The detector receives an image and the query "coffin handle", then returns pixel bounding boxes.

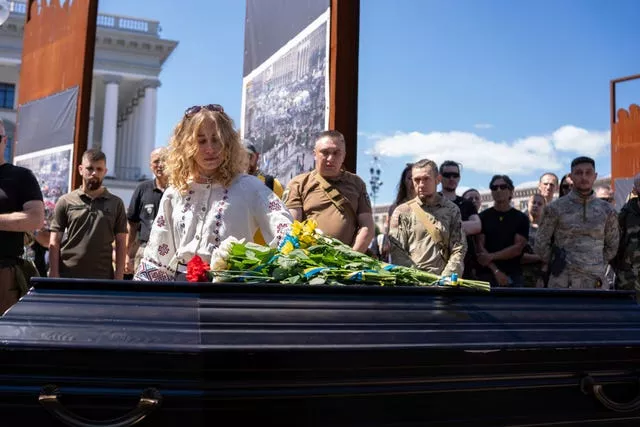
[38,385,162,427]
[580,375,640,413]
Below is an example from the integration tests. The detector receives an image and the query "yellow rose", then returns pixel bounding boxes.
[291,221,304,237]
[303,219,318,235]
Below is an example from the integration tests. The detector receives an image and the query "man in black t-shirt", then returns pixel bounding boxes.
[0,123,44,312]
[126,148,168,277]
[475,174,529,287]
[439,161,481,279]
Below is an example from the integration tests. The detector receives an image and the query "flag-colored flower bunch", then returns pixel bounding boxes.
[186,219,490,292]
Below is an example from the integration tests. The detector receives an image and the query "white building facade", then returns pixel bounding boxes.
[0,1,177,203]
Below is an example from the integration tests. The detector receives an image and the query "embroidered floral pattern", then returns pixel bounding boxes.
[156,215,166,227]
[182,203,191,213]
[209,189,229,249]
[268,200,282,212]
[158,243,170,256]
[134,259,174,282]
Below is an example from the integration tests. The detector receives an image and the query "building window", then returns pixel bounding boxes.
[0,83,15,109]
[4,135,12,163]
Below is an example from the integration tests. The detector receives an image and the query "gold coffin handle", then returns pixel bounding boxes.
[39,384,162,427]
[580,375,640,413]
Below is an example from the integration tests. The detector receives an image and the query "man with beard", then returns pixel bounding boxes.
[125,147,168,277]
[49,149,127,279]
[535,157,619,289]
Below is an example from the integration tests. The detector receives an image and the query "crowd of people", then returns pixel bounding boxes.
[1,103,639,315]
[377,158,636,290]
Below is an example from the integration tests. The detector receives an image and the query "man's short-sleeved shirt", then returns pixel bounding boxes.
[0,163,43,259]
[479,207,530,276]
[284,170,372,245]
[50,188,127,279]
[127,179,164,243]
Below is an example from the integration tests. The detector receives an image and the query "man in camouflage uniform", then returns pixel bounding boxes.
[613,173,640,291]
[535,156,619,289]
[389,159,466,276]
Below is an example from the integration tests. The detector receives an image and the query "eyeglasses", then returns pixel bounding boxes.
[442,172,460,179]
[184,104,224,118]
[490,184,510,191]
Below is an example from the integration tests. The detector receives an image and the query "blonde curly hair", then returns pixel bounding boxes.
[166,108,245,193]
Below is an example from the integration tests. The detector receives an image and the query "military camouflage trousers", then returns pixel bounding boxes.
[547,269,608,290]
[616,269,639,291]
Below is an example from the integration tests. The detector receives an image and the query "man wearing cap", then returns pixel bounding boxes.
[243,141,284,245]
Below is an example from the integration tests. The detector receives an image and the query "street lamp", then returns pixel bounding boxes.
[369,155,383,209]
[0,1,10,27]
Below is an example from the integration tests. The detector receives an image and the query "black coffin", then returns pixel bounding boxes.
[1,279,640,426]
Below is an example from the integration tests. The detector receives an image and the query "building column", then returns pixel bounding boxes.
[124,105,135,180]
[128,97,141,180]
[139,80,160,179]
[115,113,124,176]
[88,81,96,148]
[100,75,121,178]
[13,65,19,110]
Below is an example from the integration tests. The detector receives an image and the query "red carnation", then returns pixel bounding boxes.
[186,255,210,282]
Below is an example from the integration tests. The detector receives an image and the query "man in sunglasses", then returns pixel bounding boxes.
[475,175,529,287]
[535,156,619,289]
[439,160,481,279]
[0,121,45,312]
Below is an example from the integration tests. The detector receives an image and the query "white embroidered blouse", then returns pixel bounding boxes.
[134,174,292,281]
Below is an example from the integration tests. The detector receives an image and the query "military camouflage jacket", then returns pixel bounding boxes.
[613,198,640,290]
[389,194,466,276]
[534,190,620,278]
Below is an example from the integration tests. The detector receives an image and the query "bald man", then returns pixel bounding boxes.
[126,147,169,276]
[284,130,375,253]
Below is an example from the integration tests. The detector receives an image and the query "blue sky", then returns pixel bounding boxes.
[99,0,640,205]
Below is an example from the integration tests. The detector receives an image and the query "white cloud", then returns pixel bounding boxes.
[474,123,494,129]
[371,125,609,176]
[551,125,609,157]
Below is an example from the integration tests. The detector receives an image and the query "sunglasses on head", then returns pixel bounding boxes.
[442,172,460,179]
[490,184,510,191]
[184,104,224,118]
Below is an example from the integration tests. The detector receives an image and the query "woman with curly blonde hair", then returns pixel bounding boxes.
[135,104,292,281]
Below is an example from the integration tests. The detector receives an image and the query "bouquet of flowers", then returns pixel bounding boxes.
[186,219,490,291]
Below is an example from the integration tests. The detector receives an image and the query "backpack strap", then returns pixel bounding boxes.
[313,172,358,222]
[407,198,449,260]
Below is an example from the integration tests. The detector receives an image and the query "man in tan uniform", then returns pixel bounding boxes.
[284,130,375,253]
[389,159,466,277]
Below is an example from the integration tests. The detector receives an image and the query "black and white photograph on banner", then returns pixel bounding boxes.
[241,3,330,186]
[14,145,73,215]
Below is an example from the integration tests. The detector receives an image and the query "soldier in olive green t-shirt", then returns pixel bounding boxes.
[49,149,127,280]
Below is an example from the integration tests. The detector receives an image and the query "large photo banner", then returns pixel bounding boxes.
[14,87,78,219]
[241,0,331,186]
